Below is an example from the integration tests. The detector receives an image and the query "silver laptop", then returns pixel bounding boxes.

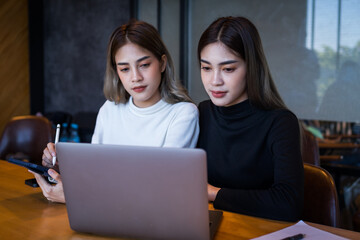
[56,142,222,240]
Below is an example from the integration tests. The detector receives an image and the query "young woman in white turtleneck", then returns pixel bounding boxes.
[32,20,199,203]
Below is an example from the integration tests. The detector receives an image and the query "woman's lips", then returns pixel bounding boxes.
[132,86,146,93]
[211,91,227,98]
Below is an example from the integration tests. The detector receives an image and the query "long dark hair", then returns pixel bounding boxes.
[104,19,192,104]
[198,16,287,110]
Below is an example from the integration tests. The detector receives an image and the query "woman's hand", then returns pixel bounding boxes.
[35,142,65,203]
[207,184,220,202]
[42,142,59,170]
[31,169,65,203]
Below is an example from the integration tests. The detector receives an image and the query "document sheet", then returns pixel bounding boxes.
[251,221,348,240]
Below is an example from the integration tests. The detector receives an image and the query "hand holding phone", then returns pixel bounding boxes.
[7,158,51,178]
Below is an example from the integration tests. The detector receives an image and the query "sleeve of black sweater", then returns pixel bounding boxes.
[213,112,304,222]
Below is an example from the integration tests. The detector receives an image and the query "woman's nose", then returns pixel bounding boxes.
[131,68,143,82]
[211,71,224,86]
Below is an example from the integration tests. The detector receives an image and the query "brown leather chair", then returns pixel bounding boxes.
[302,163,340,227]
[0,115,53,165]
[302,129,320,166]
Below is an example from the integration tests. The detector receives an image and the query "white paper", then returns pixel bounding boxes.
[251,221,349,240]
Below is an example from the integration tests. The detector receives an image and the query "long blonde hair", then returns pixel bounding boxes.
[104,19,192,104]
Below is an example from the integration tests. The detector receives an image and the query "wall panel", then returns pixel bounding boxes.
[43,0,131,116]
[0,0,30,135]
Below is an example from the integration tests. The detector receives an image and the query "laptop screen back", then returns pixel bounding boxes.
[57,142,210,240]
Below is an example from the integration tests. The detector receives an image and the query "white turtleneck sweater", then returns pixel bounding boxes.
[91,97,199,148]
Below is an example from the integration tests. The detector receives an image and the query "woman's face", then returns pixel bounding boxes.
[115,42,166,108]
[200,42,248,107]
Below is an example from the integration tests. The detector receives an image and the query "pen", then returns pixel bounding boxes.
[280,233,305,240]
[52,124,60,166]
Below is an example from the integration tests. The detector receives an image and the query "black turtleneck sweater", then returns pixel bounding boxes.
[197,100,304,222]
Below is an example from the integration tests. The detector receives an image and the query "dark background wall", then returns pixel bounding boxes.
[32,0,131,116]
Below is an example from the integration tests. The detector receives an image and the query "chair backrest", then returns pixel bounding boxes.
[302,163,340,227]
[0,115,53,165]
[302,129,320,166]
[44,111,72,128]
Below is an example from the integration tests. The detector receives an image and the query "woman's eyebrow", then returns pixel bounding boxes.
[218,60,238,65]
[200,59,238,65]
[117,56,150,65]
[136,56,150,63]
[200,59,211,65]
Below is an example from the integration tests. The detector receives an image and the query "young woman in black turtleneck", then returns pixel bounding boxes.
[197,16,304,222]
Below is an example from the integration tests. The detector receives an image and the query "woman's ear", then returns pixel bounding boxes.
[161,54,167,73]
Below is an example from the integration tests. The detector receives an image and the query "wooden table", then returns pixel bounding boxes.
[318,142,360,149]
[325,134,360,140]
[1,160,360,240]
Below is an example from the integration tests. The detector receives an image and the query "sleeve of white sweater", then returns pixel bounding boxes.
[163,103,200,148]
[91,103,105,144]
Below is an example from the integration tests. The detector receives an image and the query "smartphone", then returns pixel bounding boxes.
[25,177,55,188]
[25,178,40,188]
[7,158,51,178]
